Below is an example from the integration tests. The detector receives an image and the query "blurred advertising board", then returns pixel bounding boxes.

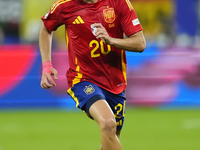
[0,45,200,109]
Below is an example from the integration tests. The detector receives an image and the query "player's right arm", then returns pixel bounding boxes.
[39,1,70,89]
[39,23,53,63]
[39,23,58,89]
[39,0,68,89]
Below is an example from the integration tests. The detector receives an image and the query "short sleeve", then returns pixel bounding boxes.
[41,3,64,32]
[117,0,143,36]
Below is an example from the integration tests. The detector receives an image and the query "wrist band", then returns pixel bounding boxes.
[42,61,53,75]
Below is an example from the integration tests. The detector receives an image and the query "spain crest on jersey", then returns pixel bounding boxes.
[103,7,115,23]
[84,85,95,95]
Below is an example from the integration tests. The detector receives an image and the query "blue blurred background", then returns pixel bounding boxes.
[0,0,200,110]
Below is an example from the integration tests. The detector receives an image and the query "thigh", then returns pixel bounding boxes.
[89,99,123,137]
[89,99,116,127]
[103,90,126,130]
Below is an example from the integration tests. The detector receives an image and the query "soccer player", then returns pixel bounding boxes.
[39,0,146,150]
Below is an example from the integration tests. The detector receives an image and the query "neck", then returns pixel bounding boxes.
[83,0,98,3]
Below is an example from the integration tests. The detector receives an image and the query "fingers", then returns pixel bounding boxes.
[41,74,52,89]
[50,68,58,80]
[92,23,103,28]
[40,74,55,89]
[92,23,104,36]
[92,23,111,44]
[40,69,58,89]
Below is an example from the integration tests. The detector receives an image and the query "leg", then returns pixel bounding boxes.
[99,129,122,150]
[89,100,123,150]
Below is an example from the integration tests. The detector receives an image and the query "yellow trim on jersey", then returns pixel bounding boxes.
[65,29,69,49]
[121,50,127,84]
[51,0,71,14]
[124,0,133,11]
[67,88,79,107]
[72,58,83,85]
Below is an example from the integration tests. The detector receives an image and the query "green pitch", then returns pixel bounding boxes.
[0,108,200,150]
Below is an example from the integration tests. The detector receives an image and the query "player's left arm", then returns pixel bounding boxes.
[93,23,146,53]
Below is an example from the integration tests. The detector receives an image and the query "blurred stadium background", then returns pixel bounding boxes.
[0,0,200,150]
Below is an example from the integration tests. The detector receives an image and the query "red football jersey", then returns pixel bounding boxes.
[41,0,143,94]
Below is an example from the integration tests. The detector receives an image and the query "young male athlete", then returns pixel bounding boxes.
[39,0,146,150]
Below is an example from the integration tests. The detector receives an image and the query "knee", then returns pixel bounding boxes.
[99,117,117,135]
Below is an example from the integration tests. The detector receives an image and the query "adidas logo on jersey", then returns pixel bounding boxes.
[73,16,84,24]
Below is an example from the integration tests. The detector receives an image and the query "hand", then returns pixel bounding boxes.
[41,66,58,89]
[92,23,113,45]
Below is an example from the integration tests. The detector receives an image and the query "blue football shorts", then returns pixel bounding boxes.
[67,81,126,130]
